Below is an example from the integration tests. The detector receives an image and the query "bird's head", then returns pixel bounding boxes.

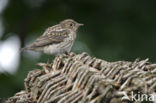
[60,19,83,31]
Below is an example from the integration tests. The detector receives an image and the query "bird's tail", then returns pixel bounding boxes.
[20,47,28,53]
[20,46,35,53]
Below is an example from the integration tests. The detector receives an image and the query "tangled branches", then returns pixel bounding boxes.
[5,52,156,103]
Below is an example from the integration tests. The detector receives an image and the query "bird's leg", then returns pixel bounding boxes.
[64,51,69,55]
[61,51,69,58]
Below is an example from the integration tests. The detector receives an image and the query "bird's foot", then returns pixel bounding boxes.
[61,52,70,57]
[64,51,69,55]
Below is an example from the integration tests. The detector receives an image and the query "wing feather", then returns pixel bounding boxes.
[29,29,69,48]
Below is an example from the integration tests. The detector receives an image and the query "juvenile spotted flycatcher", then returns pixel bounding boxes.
[21,19,83,55]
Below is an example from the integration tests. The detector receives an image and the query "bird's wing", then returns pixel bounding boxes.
[42,25,62,36]
[29,29,70,48]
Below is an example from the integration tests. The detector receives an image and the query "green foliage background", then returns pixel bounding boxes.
[0,0,156,98]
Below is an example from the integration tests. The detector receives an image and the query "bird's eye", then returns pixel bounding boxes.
[70,23,73,26]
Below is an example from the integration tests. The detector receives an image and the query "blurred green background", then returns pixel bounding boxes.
[0,0,156,98]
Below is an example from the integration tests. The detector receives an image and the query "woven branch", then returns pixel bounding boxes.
[5,52,156,103]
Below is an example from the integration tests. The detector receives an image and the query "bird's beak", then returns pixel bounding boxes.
[78,23,84,26]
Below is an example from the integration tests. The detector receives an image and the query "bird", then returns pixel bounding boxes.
[20,19,83,55]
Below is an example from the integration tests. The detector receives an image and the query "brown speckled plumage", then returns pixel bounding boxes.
[21,19,83,55]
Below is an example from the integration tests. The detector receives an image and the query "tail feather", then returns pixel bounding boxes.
[20,47,36,53]
[20,47,28,52]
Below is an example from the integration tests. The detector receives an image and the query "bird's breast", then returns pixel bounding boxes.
[67,31,76,41]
